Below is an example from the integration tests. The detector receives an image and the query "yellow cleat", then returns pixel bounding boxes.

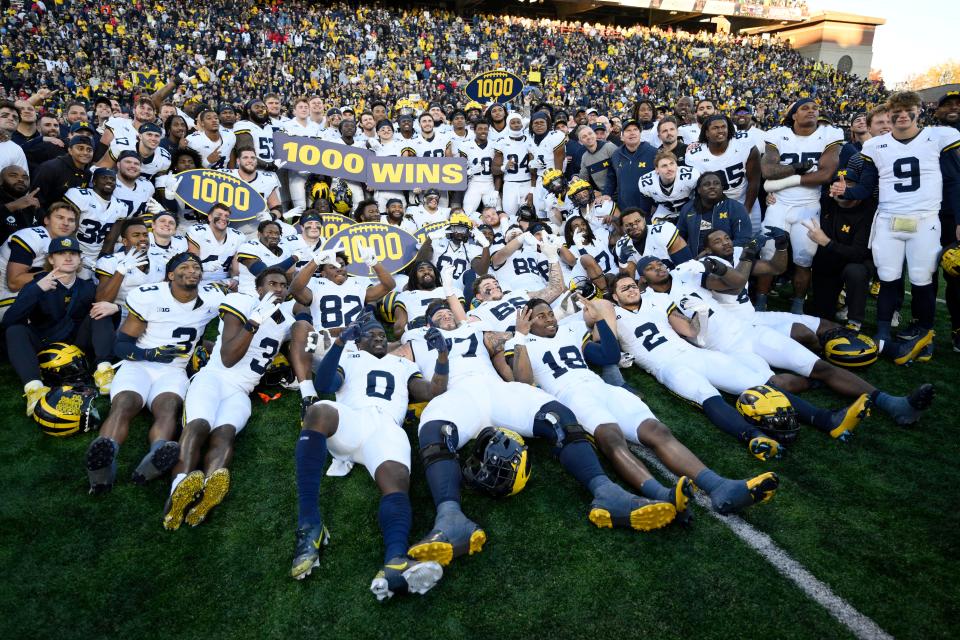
[93,362,115,396]
[869,280,880,296]
[829,393,872,439]
[407,528,486,567]
[891,329,935,366]
[185,468,231,526]
[589,501,677,532]
[748,436,780,461]
[163,470,205,531]
[745,472,780,506]
[24,381,50,418]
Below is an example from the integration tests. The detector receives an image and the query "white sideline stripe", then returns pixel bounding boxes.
[630,446,894,640]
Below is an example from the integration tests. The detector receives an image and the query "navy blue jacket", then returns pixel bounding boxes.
[677,197,753,255]
[1,271,96,343]
[607,141,658,211]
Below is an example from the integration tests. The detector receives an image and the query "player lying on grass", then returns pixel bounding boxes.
[397,294,677,570]
[609,272,869,459]
[291,312,448,601]
[163,268,295,530]
[506,296,778,517]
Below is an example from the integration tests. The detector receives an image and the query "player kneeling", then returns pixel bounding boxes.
[164,268,294,530]
[291,313,448,601]
[507,297,777,516]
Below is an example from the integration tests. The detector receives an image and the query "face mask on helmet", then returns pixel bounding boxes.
[259,353,296,389]
[570,187,593,208]
[33,385,101,437]
[330,179,353,214]
[37,342,89,386]
[736,385,800,446]
[461,427,531,497]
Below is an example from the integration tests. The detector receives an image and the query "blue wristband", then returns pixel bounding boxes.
[434,360,450,376]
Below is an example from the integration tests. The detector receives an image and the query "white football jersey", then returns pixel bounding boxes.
[450,129,476,145]
[739,126,767,157]
[528,130,567,171]
[233,120,277,162]
[765,125,844,206]
[453,138,495,183]
[281,232,324,279]
[703,250,754,320]
[408,323,496,387]
[487,123,510,145]
[235,239,297,295]
[307,276,369,330]
[124,282,225,368]
[103,117,139,143]
[185,130,236,169]
[678,123,701,145]
[0,226,53,307]
[64,187,129,264]
[334,350,422,425]
[685,132,755,203]
[492,246,549,292]
[614,220,680,267]
[282,118,322,138]
[408,206,451,230]
[149,233,189,262]
[94,248,168,304]
[412,132,452,158]
[495,135,532,183]
[226,169,281,205]
[564,235,617,284]
[207,294,296,392]
[505,320,597,396]
[108,137,172,179]
[615,303,693,375]
[374,138,407,158]
[396,288,447,323]
[113,177,155,218]
[861,127,960,216]
[185,224,246,281]
[469,291,530,332]
[431,238,480,290]
[638,165,701,222]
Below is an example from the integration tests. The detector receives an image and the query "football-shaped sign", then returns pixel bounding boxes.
[465,69,524,105]
[311,212,355,241]
[324,222,419,277]
[414,220,450,244]
[174,169,265,224]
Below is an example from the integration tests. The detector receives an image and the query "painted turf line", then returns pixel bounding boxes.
[630,446,894,640]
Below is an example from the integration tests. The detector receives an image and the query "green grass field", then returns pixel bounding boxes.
[1,293,958,640]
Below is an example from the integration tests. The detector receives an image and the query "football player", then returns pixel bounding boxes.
[292,313,448,600]
[187,202,245,287]
[637,150,701,223]
[63,167,128,276]
[534,169,573,225]
[406,188,450,229]
[280,210,325,276]
[558,215,617,294]
[409,113,451,159]
[281,98,323,209]
[85,253,224,494]
[831,91,960,362]
[485,103,509,143]
[186,108,235,170]
[488,223,555,294]
[758,99,844,314]
[371,118,407,212]
[454,121,499,216]
[287,245,395,413]
[99,97,157,153]
[392,261,448,338]
[419,212,490,291]
[382,197,418,234]
[97,122,171,180]
[527,111,567,176]
[112,151,155,218]
[0,202,77,320]
[614,207,691,278]
[235,220,299,295]
[685,114,761,227]
[565,178,616,230]
[401,298,677,568]
[228,146,283,234]
[493,113,534,217]
[164,268,295,530]
[675,172,753,256]
[149,211,189,261]
[234,99,278,166]
[508,297,778,515]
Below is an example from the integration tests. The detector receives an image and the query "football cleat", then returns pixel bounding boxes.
[588,483,676,532]
[408,513,486,567]
[163,470,205,531]
[672,476,695,527]
[93,362,115,395]
[300,395,318,425]
[916,342,933,363]
[748,436,780,461]
[895,383,936,426]
[370,557,444,602]
[24,381,50,418]
[869,280,880,296]
[710,472,780,515]
[131,441,181,485]
[291,522,331,580]
[828,393,871,440]
[185,468,230,527]
[86,436,118,495]
[885,329,934,366]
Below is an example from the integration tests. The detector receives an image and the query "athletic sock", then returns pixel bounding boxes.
[703,396,760,440]
[299,379,317,398]
[790,297,805,314]
[875,280,901,340]
[694,468,725,493]
[295,430,328,528]
[378,492,413,563]
[754,293,768,312]
[424,457,461,507]
[910,283,936,330]
[640,478,671,502]
[871,390,917,423]
[558,441,608,494]
[171,473,186,496]
[777,388,832,432]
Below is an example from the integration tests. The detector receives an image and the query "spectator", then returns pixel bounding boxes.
[0,101,29,173]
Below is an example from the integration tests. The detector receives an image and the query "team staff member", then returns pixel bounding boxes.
[31,135,94,210]
[2,237,110,416]
[605,119,657,212]
[676,172,752,255]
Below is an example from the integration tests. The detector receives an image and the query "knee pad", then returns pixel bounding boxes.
[907,265,935,287]
[418,420,459,466]
[533,401,591,450]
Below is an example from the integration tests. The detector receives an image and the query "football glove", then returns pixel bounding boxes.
[305,329,332,355]
[538,234,561,261]
[312,248,340,267]
[792,159,816,175]
[249,291,281,326]
[572,229,587,247]
[701,256,728,276]
[283,205,304,222]
[340,311,372,343]
[471,227,490,248]
[146,344,190,363]
[739,235,762,262]
[357,244,379,268]
[426,230,447,243]
[424,327,449,353]
[765,226,789,251]
[117,249,149,275]
[440,265,458,297]
[616,238,637,264]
